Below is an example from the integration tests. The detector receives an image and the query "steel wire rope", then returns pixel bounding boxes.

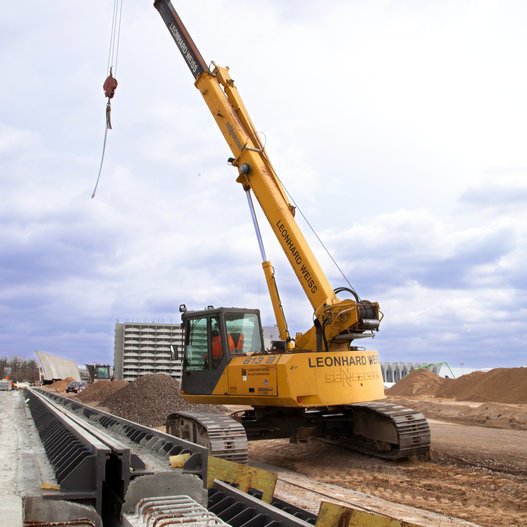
[241,116,360,299]
[221,60,359,302]
[258,145,361,301]
[92,0,124,199]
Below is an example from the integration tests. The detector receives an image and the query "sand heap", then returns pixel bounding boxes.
[386,369,444,397]
[98,373,228,428]
[44,377,76,393]
[76,379,128,402]
[387,367,527,404]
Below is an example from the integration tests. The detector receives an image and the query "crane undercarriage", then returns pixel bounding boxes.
[167,401,431,463]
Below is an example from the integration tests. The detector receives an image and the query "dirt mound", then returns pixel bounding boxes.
[386,368,445,396]
[438,368,527,404]
[387,367,527,405]
[99,373,228,428]
[76,380,128,402]
[43,377,76,393]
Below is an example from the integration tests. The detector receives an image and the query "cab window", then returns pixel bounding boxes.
[225,312,263,355]
[185,316,223,370]
[210,317,224,367]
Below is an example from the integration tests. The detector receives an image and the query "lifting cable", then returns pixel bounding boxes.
[271,170,361,300]
[91,0,124,199]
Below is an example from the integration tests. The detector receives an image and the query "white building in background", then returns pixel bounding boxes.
[115,322,278,382]
[380,362,442,384]
[113,322,184,382]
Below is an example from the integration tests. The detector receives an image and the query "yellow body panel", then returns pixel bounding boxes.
[316,502,424,527]
[206,456,277,504]
[183,350,385,407]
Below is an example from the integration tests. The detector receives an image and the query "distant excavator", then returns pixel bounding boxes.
[151,0,431,462]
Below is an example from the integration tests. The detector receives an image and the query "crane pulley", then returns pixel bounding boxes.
[103,67,118,129]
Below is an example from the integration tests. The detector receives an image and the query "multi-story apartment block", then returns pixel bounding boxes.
[113,322,184,381]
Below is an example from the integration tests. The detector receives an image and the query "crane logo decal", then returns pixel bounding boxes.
[276,219,318,295]
[308,354,378,368]
[225,122,243,151]
[169,23,200,75]
[325,369,381,386]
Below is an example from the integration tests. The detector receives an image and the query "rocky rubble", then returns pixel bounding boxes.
[97,373,228,428]
[76,379,128,402]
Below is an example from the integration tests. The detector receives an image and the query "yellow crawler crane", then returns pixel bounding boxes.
[154,0,430,462]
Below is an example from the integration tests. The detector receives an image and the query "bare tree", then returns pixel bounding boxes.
[0,356,40,383]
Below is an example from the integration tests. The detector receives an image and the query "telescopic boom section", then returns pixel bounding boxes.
[154,0,380,349]
[154,0,207,79]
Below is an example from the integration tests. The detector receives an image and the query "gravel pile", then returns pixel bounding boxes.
[98,373,228,428]
[76,380,128,402]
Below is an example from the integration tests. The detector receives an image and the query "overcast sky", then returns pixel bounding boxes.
[1,0,526,370]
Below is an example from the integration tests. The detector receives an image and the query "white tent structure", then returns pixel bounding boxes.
[35,350,80,383]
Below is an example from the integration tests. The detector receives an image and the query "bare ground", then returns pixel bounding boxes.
[246,396,527,527]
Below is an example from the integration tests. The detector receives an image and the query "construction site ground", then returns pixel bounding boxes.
[245,396,527,527]
[47,370,527,527]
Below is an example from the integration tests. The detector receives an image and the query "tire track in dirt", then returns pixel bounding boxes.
[248,435,527,527]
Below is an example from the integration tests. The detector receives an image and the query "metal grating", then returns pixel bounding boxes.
[38,389,208,481]
[28,394,91,483]
[209,481,313,527]
[25,390,109,514]
[122,495,230,527]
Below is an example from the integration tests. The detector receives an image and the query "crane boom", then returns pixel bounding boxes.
[154,0,380,350]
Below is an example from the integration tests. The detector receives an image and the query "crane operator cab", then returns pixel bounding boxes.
[178,305,264,395]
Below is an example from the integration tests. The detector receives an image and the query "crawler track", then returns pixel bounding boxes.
[166,411,249,464]
[235,401,430,460]
[343,402,431,459]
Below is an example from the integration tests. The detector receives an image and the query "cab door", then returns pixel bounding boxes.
[181,315,226,394]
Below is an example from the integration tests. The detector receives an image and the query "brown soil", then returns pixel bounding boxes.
[42,377,76,392]
[249,428,527,527]
[386,396,527,430]
[386,367,527,404]
[247,394,527,527]
[76,379,128,402]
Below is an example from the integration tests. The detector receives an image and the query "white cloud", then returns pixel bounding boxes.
[1,0,526,368]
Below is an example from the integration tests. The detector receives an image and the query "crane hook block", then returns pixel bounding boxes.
[103,73,118,99]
